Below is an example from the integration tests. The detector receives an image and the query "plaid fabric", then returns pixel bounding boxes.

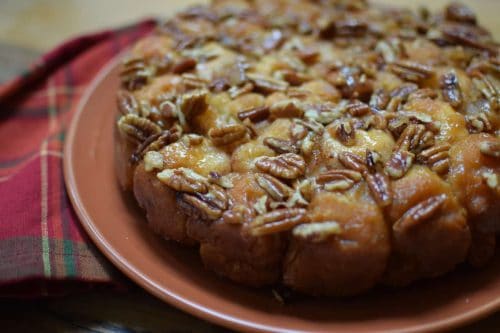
[0,20,156,296]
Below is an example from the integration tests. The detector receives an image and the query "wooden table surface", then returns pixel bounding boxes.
[0,1,498,332]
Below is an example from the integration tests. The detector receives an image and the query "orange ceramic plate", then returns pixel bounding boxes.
[64,55,500,333]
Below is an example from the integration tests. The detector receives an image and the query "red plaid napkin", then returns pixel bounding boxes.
[0,20,156,297]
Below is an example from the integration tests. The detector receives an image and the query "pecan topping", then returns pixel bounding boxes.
[182,73,208,90]
[441,25,497,55]
[338,152,367,173]
[347,101,371,117]
[181,185,228,220]
[157,168,208,194]
[279,70,312,86]
[263,137,298,154]
[369,88,390,110]
[334,121,356,146]
[171,57,197,74]
[445,2,476,24]
[120,58,154,90]
[208,124,249,146]
[393,194,447,233]
[465,113,492,134]
[118,114,162,143]
[229,82,254,99]
[385,150,415,179]
[256,153,306,179]
[247,73,289,93]
[269,100,304,119]
[130,130,179,163]
[440,72,462,108]
[418,143,451,174]
[292,221,342,242]
[316,169,362,192]
[365,172,392,207]
[395,124,434,153]
[249,208,309,236]
[320,18,367,38]
[479,141,500,158]
[255,173,293,201]
[117,90,139,115]
[178,89,208,119]
[472,74,499,110]
[389,60,433,82]
[237,106,270,122]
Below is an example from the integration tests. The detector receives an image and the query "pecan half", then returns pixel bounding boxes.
[118,114,161,143]
[263,137,299,154]
[369,88,390,110]
[393,194,447,232]
[338,152,367,173]
[256,153,306,179]
[472,74,499,110]
[208,124,249,146]
[316,169,362,191]
[292,221,342,242]
[178,89,208,119]
[347,101,371,116]
[445,2,476,24]
[237,106,270,122]
[120,57,154,90]
[255,173,293,201]
[389,60,434,82]
[418,143,451,174]
[130,130,179,163]
[385,150,415,179]
[479,141,500,158]
[157,168,207,194]
[465,113,492,133]
[395,124,434,153]
[249,208,309,236]
[247,73,289,93]
[441,24,497,55]
[117,90,139,115]
[440,72,462,108]
[181,185,228,221]
[365,172,392,207]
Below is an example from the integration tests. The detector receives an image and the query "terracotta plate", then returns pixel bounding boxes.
[64,55,500,333]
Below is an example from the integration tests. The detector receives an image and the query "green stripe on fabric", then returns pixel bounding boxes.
[42,236,51,277]
[63,239,76,277]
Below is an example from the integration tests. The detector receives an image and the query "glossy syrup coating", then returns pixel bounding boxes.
[115,0,500,296]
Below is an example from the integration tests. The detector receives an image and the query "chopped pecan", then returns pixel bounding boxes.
[269,100,304,118]
[255,173,293,201]
[248,208,309,236]
[465,113,492,133]
[369,88,390,110]
[316,169,362,191]
[389,60,434,82]
[118,114,162,143]
[385,150,415,179]
[130,130,179,163]
[182,73,208,90]
[440,72,463,108]
[117,90,139,115]
[247,73,289,93]
[393,194,447,232]
[171,57,197,74]
[178,89,208,119]
[347,101,371,116]
[417,143,451,174]
[292,221,342,242]
[445,2,476,24]
[208,124,249,146]
[237,106,270,122]
[479,141,500,158]
[256,153,306,179]
[334,121,356,146]
[229,82,254,99]
[279,69,312,86]
[157,168,208,194]
[263,137,299,154]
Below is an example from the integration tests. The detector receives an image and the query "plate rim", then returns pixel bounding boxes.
[63,53,500,333]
